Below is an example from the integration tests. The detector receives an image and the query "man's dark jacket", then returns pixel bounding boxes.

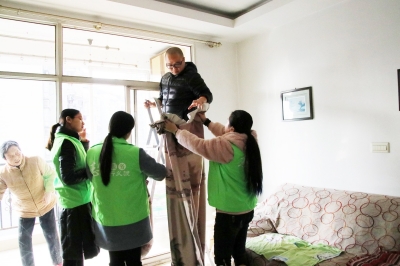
[158,62,213,120]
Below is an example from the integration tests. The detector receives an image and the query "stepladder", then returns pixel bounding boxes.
[146,97,165,200]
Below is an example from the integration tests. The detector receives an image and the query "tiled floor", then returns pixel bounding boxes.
[0,244,217,265]
[0,243,172,266]
[0,216,216,266]
[0,216,174,265]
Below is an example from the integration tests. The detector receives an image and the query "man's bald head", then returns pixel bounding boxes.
[165,47,186,75]
[165,47,184,57]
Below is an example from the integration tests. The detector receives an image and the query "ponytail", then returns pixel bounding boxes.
[100,133,113,186]
[228,110,263,196]
[244,132,263,195]
[99,111,135,186]
[45,123,61,151]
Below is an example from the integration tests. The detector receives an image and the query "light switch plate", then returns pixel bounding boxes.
[371,142,389,153]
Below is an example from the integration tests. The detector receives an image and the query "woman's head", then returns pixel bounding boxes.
[59,109,84,133]
[109,111,135,138]
[226,110,253,134]
[99,111,135,186]
[1,140,22,166]
[46,108,82,151]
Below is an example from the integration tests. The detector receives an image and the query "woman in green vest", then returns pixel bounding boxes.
[164,110,263,266]
[46,108,99,266]
[86,111,166,266]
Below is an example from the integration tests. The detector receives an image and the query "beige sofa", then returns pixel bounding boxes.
[246,183,400,266]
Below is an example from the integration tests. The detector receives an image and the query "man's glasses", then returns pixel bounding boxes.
[166,61,183,69]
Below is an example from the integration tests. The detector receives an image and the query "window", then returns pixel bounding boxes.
[0,18,55,75]
[0,78,56,164]
[0,16,214,263]
[0,78,56,229]
[62,83,126,145]
[63,28,190,82]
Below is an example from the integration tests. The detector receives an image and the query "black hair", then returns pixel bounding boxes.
[46,109,80,151]
[228,110,263,195]
[100,111,135,186]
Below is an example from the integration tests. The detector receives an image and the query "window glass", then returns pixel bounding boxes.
[0,18,55,74]
[0,78,56,161]
[135,90,163,148]
[136,90,169,256]
[63,28,190,81]
[0,78,56,227]
[62,83,126,145]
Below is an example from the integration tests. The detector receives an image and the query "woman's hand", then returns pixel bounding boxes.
[164,119,178,134]
[43,191,54,205]
[197,112,207,123]
[79,128,88,142]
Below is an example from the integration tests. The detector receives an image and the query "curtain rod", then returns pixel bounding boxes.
[0,5,222,48]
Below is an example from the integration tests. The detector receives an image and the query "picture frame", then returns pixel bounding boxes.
[281,86,313,121]
[398,69,400,111]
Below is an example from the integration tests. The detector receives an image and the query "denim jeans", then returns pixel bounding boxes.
[19,208,62,266]
[214,210,254,266]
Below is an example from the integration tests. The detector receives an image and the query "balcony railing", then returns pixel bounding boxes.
[0,189,62,231]
[0,189,16,230]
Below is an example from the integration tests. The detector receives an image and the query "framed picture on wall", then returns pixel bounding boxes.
[281,86,313,121]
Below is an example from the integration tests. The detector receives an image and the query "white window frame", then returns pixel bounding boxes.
[0,14,198,264]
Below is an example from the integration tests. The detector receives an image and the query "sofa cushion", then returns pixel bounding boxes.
[249,184,400,255]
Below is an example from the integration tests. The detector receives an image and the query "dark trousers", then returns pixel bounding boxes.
[214,210,254,266]
[19,208,62,266]
[63,259,83,266]
[109,247,142,266]
[60,203,99,266]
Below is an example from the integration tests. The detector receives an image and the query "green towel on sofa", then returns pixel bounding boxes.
[246,233,343,266]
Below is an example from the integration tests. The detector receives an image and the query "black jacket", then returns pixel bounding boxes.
[55,127,99,260]
[56,126,89,185]
[158,62,213,120]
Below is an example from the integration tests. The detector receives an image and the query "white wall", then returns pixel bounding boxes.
[193,42,238,124]
[237,0,400,198]
[192,41,239,196]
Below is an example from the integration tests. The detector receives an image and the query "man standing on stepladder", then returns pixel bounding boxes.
[144,46,213,266]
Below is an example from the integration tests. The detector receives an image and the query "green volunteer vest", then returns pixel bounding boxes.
[86,137,148,226]
[208,144,257,212]
[51,133,92,209]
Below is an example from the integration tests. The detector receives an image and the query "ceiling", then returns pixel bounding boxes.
[155,0,272,19]
[0,0,347,42]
